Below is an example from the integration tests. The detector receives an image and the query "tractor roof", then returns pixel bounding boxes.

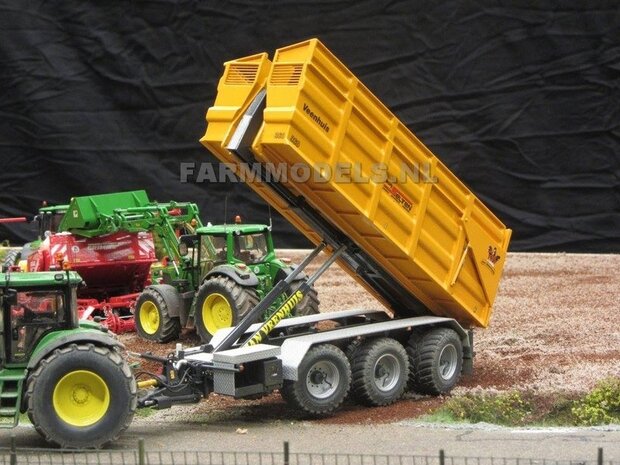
[196,224,270,235]
[0,271,83,287]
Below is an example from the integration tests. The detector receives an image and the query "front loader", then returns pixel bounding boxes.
[0,269,136,448]
[1,190,320,343]
[0,190,202,334]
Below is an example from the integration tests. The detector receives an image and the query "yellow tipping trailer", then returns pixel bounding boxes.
[201,39,511,329]
[126,40,515,420]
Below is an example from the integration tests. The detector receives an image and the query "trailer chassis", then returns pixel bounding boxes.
[136,242,472,413]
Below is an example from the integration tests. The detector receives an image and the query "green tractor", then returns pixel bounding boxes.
[0,270,136,448]
[135,219,319,343]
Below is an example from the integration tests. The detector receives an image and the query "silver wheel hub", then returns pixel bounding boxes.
[306,360,340,399]
[373,353,400,392]
[438,344,458,380]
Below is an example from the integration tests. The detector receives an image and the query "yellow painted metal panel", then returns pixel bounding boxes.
[201,39,511,328]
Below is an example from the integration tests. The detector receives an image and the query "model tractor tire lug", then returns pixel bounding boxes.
[135,288,181,343]
[195,275,259,343]
[25,343,137,449]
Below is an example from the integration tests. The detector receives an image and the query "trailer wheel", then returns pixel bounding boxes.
[135,289,181,343]
[26,343,137,448]
[407,328,463,395]
[351,338,409,406]
[280,344,351,415]
[195,275,259,343]
[404,328,424,392]
[1,249,20,272]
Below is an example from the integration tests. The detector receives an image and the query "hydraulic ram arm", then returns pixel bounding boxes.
[244,244,347,347]
[212,242,330,352]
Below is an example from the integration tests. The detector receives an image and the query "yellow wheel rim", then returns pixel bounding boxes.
[202,293,233,336]
[52,370,110,427]
[139,300,160,335]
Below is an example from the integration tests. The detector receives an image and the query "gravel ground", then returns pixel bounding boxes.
[125,251,620,425]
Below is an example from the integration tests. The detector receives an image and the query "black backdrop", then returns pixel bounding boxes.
[1,1,618,252]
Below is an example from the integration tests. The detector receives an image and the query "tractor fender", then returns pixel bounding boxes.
[26,329,124,371]
[204,265,259,287]
[143,284,184,318]
[275,264,308,283]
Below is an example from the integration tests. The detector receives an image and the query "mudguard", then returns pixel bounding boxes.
[145,284,184,318]
[205,265,259,287]
[275,264,308,284]
[27,330,124,370]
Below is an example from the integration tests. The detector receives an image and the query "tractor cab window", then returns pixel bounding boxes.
[9,289,65,363]
[196,235,223,277]
[233,233,268,264]
[208,236,228,264]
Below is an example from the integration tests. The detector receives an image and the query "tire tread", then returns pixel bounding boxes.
[407,328,462,395]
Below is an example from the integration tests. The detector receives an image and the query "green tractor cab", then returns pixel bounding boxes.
[134,221,319,343]
[0,271,136,448]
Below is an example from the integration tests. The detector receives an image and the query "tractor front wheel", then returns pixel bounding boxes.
[26,343,137,448]
[195,276,259,343]
[135,288,181,343]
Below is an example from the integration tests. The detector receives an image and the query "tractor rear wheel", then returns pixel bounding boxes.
[280,344,351,415]
[290,283,320,316]
[195,276,259,343]
[26,343,137,448]
[135,288,181,343]
[350,338,409,406]
[407,328,463,395]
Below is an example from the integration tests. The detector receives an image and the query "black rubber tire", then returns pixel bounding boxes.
[2,249,20,272]
[280,344,351,415]
[135,288,181,343]
[26,343,137,449]
[351,338,409,406]
[290,283,320,316]
[404,328,424,392]
[194,275,259,343]
[407,328,463,395]
[345,338,362,361]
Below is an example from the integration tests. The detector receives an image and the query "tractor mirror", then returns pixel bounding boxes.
[3,289,17,306]
[178,234,198,256]
[178,243,189,257]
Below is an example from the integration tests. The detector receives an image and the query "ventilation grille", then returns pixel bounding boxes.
[225,64,259,85]
[270,64,303,85]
